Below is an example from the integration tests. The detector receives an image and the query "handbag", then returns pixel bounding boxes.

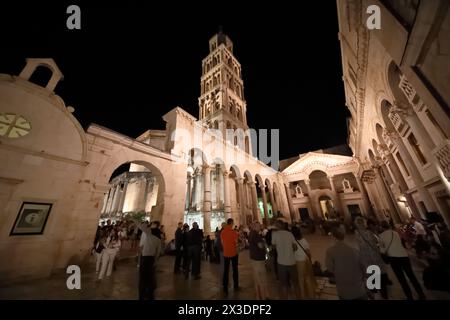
[381,231,394,265]
[295,239,312,262]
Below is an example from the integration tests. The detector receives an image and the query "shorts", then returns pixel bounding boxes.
[277,264,298,287]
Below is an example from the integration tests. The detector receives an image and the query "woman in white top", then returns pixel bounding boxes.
[98,232,122,280]
[379,221,425,300]
[292,226,317,299]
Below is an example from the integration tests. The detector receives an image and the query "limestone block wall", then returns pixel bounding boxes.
[0,75,87,284]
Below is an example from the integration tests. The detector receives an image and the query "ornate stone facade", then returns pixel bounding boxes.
[337,0,450,224]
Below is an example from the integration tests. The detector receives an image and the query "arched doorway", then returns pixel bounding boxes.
[318,195,335,220]
[95,160,166,257]
[100,161,165,224]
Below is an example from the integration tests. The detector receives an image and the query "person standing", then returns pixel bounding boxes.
[379,221,426,300]
[248,221,269,299]
[221,218,240,294]
[133,219,161,300]
[204,235,213,262]
[271,219,301,299]
[174,222,184,273]
[185,222,203,280]
[411,217,427,236]
[354,217,389,299]
[291,226,317,299]
[94,233,106,274]
[98,232,121,280]
[325,225,367,300]
[151,221,162,239]
[181,223,190,272]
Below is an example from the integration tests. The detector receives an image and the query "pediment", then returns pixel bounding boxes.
[282,152,356,175]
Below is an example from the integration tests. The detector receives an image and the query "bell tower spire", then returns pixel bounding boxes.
[198,31,249,149]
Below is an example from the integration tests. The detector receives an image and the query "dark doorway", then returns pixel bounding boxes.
[347,204,362,220]
[299,208,310,221]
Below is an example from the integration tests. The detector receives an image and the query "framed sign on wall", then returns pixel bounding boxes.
[10,202,53,235]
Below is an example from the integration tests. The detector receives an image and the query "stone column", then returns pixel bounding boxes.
[236,178,246,227]
[284,182,296,222]
[142,178,151,213]
[259,183,269,226]
[383,151,420,220]
[268,186,278,216]
[223,171,231,219]
[354,174,372,217]
[304,179,317,219]
[186,173,192,210]
[101,193,108,214]
[218,120,225,139]
[250,182,260,222]
[105,187,114,215]
[374,164,401,223]
[118,180,129,214]
[328,175,346,220]
[195,171,204,211]
[203,165,212,234]
[111,184,121,215]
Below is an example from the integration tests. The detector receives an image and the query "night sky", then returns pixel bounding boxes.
[0,1,350,161]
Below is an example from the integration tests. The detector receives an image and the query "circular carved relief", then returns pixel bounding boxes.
[0,113,32,138]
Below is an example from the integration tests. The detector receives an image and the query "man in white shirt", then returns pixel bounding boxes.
[379,221,425,300]
[133,219,161,300]
[411,217,427,236]
[271,219,301,299]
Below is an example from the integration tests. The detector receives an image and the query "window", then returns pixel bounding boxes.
[396,152,410,176]
[407,133,427,165]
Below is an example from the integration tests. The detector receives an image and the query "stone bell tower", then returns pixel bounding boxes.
[198,30,251,153]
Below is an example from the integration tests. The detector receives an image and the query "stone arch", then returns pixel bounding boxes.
[98,158,167,224]
[375,123,385,143]
[229,164,241,179]
[254,174,264,187]
[272,181,281,216]
[368,149,377,166]
[243,170,253,183]
[308,170,331,190]
[317,191,337,219]
[380,99,396,132]
[387,61,409,106]
[19,58,64,92]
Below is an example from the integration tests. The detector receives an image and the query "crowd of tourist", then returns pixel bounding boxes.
[92,211,450,300]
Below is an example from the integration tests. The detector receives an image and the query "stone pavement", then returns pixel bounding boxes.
[1,233,449,300]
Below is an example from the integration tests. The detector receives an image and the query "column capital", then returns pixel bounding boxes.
[235,177,244,184]
[304,179,310,185]
[202,164,212,172]
[222,170,229,177]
